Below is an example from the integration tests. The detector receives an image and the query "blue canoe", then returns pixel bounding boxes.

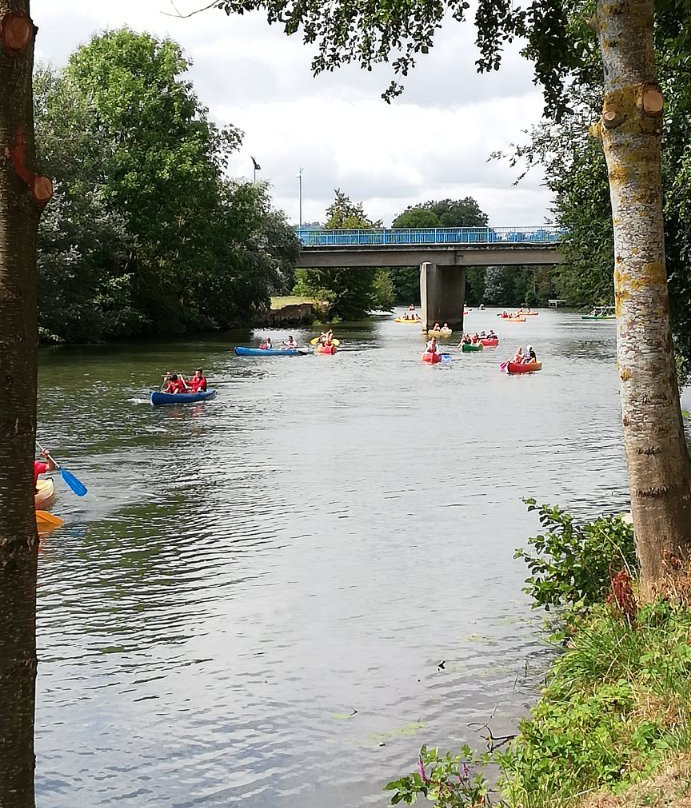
[234,346,307,357]
[150,389,217,406]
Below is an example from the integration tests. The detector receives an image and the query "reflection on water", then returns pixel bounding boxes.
[35,310,631,807]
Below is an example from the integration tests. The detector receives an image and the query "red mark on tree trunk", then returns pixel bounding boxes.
[0,11,34,54]
[8,126,53,206]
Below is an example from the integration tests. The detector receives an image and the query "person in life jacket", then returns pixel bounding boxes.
[425,336,439,354]
[34,449,57,493]
[524,345,537,363]
[164,374,187,393]
[188,369,207,392]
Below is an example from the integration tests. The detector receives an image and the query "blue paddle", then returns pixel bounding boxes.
[35,440,88,497]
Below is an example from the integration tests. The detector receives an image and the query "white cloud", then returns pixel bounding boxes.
[31,0,552,227]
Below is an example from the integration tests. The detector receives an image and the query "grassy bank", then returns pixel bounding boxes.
[501,602,691,807]
[270,295,316,310]
[386,505,691,807]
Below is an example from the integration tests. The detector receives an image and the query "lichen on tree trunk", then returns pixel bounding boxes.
[595,0,691,583]
[0,1,41,807]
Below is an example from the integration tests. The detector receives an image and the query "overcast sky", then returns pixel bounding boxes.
[32,0,553,227]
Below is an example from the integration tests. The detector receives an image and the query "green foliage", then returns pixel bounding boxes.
[392,198,488,229]
[216,0,582,115]
[515,500,637,613]
[480,267,556,308]
[390,267,421,305]
[500,603,691,804]
[385,744,491,807]
[34,30,299,342]
[505,1,691,379]
[325,188,382,229]
[295,189,386,319]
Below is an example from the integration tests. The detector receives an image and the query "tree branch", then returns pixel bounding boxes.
[162,0,218,19]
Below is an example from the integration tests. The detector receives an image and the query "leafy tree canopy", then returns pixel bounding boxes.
[503,0,691,376]
[325,188,382,228]
[216,0,581,115]
[34,30,299,342]
[294,189,390,318]
[393,197,489,229]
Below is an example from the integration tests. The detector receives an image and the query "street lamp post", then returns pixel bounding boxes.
[297,168,303,228]
[251,156,261,183]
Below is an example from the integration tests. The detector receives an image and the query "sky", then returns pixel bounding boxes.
[31,0,554,227]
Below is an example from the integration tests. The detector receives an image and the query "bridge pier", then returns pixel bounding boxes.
[420,262,466,332]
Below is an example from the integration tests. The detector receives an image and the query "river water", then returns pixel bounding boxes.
[35,308,664,807]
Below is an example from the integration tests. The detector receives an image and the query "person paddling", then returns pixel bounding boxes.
[425,336,440,355]
[34,449,57,492]
[163,373,187,394]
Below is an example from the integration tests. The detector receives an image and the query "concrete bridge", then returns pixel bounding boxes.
[296,226,564,330]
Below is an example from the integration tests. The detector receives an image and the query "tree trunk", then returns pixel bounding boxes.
[0,2,41,806]
[595,0,691,584]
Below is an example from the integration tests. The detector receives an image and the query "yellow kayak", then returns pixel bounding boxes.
[394,317,421,324]
[35,478,55,509]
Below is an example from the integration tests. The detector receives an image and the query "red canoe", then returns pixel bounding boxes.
[506,361,542,374]
[481,338,499,347]
[316,344,337,354]
[422,351,442,363]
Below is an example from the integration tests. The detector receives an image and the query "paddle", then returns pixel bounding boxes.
[310,336,341,346]
[35,440,88,497]
[500,360,510,371]
[36,510,64,528]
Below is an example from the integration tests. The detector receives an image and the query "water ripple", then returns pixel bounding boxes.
[35,311,630,807]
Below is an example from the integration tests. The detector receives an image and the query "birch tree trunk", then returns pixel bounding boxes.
[596,0,691,584]
[0,2,45,806]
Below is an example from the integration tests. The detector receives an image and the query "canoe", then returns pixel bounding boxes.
[506,361,542,374]
[422,351,442,363]
[439,328,453,336]
[395,317,421,324]
[234,346,307,357]
[150,389,217,406]
[505,316,526,323]
[35,478,55,509]
[461,342,483,352]
[516,311,539,316]
[315,344,337,354]
[480,338,499,347]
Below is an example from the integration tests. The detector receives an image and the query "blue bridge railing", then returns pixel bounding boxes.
[295,226,563,247]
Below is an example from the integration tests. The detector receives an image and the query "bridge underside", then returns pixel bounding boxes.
[296,243,563,268]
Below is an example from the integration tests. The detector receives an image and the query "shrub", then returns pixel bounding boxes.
[515,500,637,613]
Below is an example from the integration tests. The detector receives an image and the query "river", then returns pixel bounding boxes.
[34,308,664,807]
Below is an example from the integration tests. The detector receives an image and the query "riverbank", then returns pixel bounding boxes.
[501,599,691,807]
[387,505,691,807]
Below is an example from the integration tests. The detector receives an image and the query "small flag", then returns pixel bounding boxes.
[251,156,261,171]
